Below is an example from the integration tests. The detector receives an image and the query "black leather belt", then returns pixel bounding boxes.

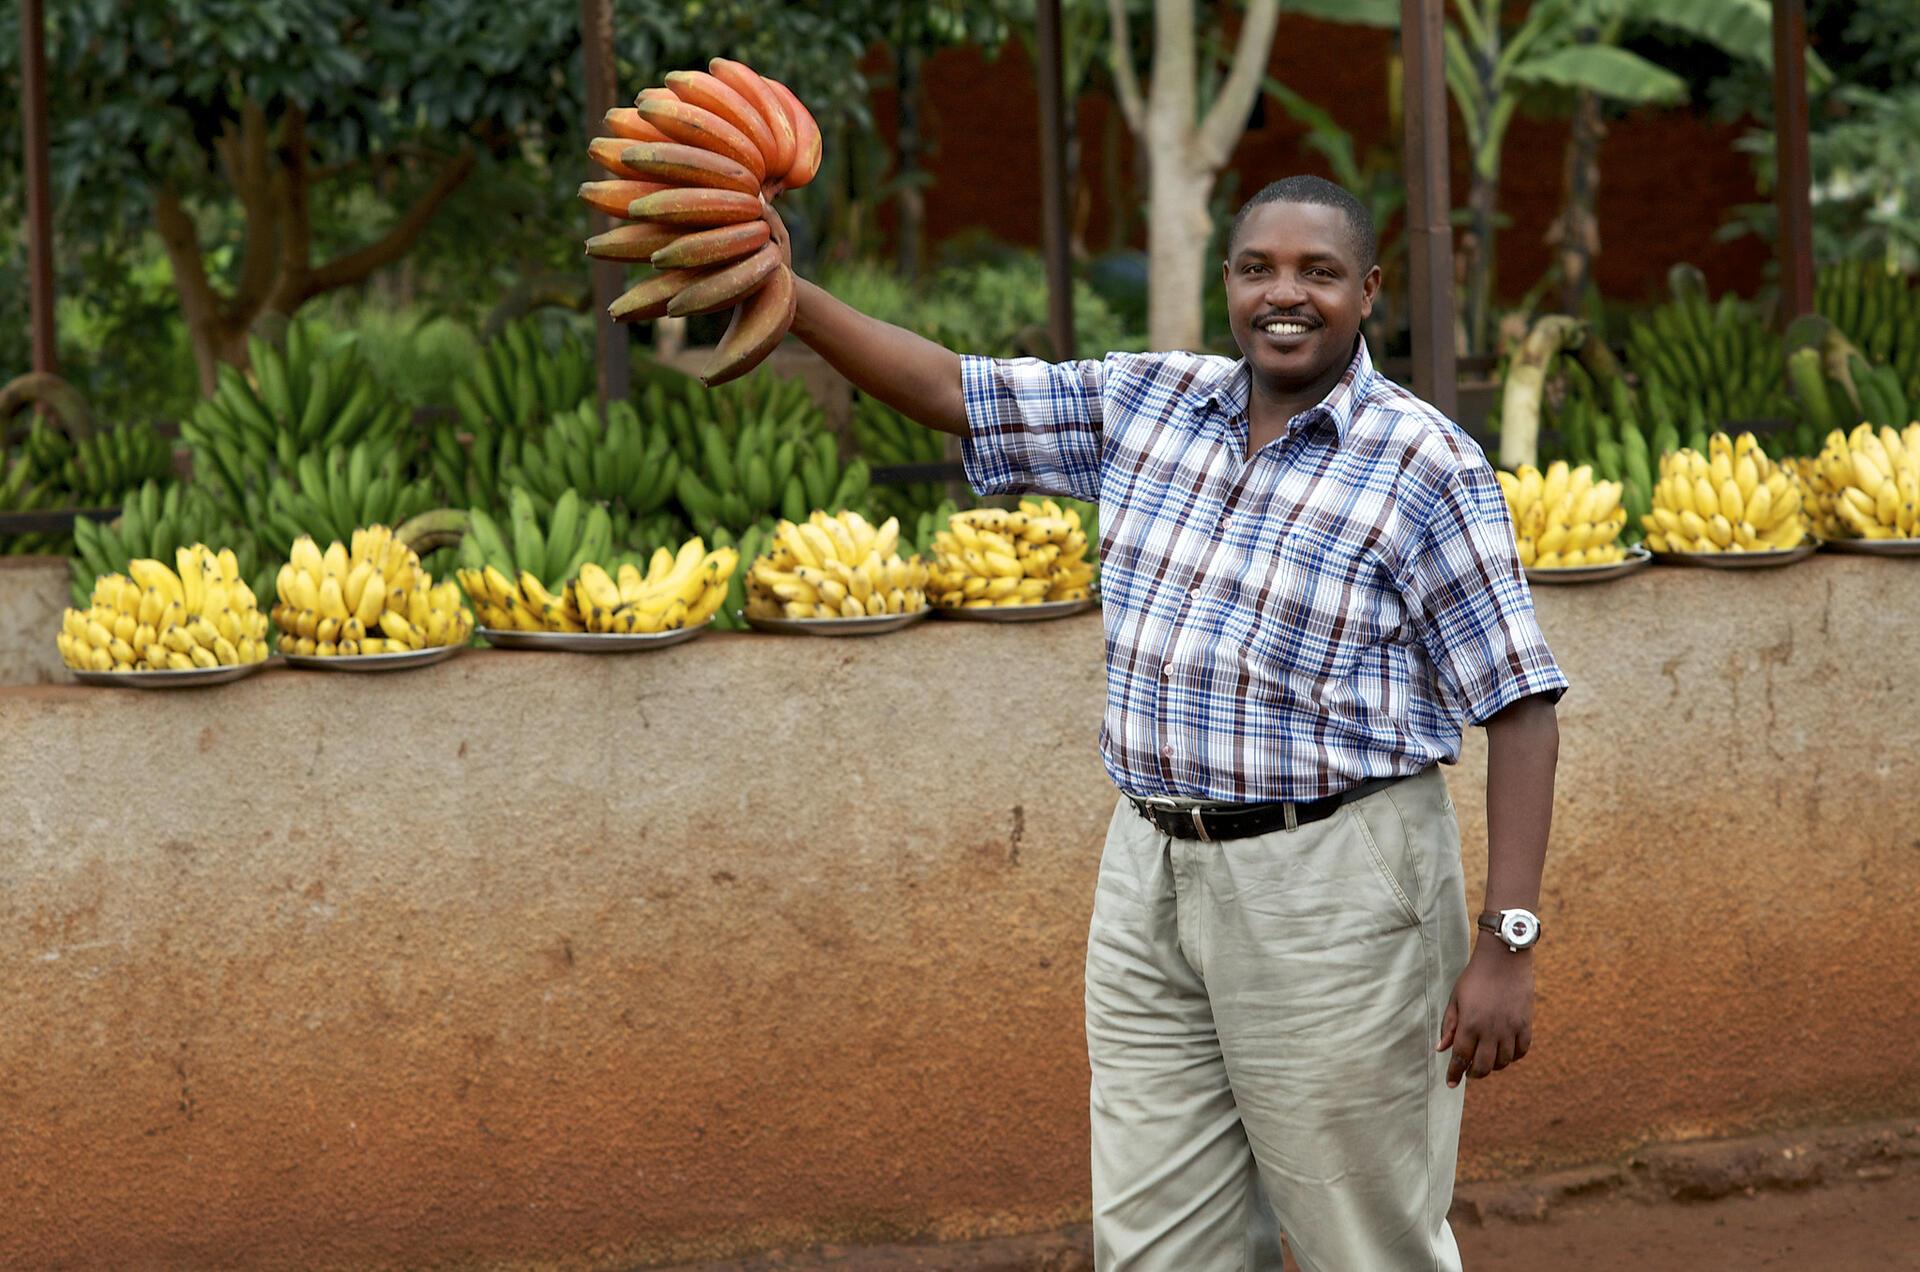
[1128,769,1425,842]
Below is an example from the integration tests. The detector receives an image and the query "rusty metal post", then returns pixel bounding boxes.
[1035,0,1074,361]
[1771,0,1815,322]
[1400,0,1456,417]
[21,0,57,375]
[580,0,629,402]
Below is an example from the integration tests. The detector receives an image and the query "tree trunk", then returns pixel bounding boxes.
[1145,160,1216,352]
[1549,88,1605,315]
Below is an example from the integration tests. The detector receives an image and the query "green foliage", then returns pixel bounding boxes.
[817,251,1140,359]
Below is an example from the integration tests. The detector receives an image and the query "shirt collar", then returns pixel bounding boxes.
[1195,336,1374,445]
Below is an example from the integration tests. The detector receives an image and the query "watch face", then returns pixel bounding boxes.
[1500,910,1539,947]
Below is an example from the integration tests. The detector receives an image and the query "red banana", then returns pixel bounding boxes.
[708,58,796,183]
[665,70,780,186]
[648,220,771,270]
[617,141,759,197]
[608,268,709,323]
[584,222,684,262]
[579,179,670,219]
[626,186,765,226]
[701,265,796,387]
[635,95,766,185]
[587,137,649,181]
[604,107,671,144]
[666,243,783,318]
[765,78,822,190]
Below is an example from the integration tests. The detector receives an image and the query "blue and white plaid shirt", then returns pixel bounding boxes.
[961,338,1568,803]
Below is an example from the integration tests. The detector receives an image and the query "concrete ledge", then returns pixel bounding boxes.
[3,555,1918,1268]
[0,555,68,686]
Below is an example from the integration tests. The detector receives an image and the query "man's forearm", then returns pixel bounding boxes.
[789,278,968,437]
[1481,695,1558,916]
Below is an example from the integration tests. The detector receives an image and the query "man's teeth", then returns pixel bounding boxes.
[1259,319,1311,335]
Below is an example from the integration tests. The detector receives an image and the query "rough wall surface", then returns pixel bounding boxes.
[2,557,1915,1269]
[0,556,68,686]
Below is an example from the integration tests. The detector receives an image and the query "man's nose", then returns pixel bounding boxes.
[1263,272,1308,308]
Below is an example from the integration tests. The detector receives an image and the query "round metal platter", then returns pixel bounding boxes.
[1819,537,1920,558]
[475,623,710,652]
[1649,541,1819,570]
[740,608,931,637]
[281,644,465,672]
[933,596,1100,621]
[69,659,270,689]
[1524,546,1652,586]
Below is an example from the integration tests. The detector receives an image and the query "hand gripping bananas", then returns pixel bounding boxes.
[1801,423,1920,541]
[1495,461,1631,569]
[272,525,473,657]
[56,545,271,673]
[584,58,820,385]
[457,536,739,635]
[925,500,1095,607]
[743,510,928,621]
[1639,432,1812,554]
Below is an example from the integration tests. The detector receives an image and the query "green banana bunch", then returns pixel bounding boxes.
[1623,265,1791,431]
[667,391,867,535]
[456,486,614,594]
[610,505,689,556]
[708,519,776,630]
[850,393,948,526]
[180,321,410,514]
[23,420,175,501]
[0,455,67,555]
[68,479,272,612]
[1816,261,1920,406]
[449,319,594,434]
[505,400,681,518]
[909,498,962,559]
[1547,363,1659,537]
[256,440,438,557]
[426,420,515,515]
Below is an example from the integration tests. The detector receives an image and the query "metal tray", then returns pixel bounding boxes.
[1819,536,1920,558]
[476,623,710,652]
[69,659,270,689]
[1525,546,1652,586]
[741,608,931,637]
[933,596,1099,621]
[281,644,465,672]
[1649,541,1819,570]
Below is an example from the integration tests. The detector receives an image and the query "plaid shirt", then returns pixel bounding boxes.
[961,338,1568,802]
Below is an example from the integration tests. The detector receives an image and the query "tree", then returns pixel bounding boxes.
[1308,0,1826,350]
[0,0,602,389]
[1106,0,1283,352]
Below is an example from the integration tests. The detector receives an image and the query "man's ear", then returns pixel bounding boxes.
[1360,265,1382,320]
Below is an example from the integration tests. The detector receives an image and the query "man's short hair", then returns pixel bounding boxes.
[1227,176,1377,271]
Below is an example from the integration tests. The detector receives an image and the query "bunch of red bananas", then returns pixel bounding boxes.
[581,59,821,387]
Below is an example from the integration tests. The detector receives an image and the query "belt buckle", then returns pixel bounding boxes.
[1138,794,1186,812]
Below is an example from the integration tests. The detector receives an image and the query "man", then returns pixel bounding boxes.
[770,174,1564,1270]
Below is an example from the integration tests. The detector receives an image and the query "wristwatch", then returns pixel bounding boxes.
[1477,907,1542,952]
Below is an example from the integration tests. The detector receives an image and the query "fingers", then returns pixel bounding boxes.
[1469,1034,1499,1081]
[1495,1034,1515,1072]
[1447,1031,1474,1088]
[1436,1000,1457,1053]
[1515,1026,1531,1062]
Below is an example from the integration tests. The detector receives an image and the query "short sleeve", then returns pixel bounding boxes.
[959,354,1105,501]
[1398,463,1569,725]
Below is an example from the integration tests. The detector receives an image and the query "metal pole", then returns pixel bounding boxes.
[580,0,629,402]
[1400,0,1456,417]
[1035,0,1074,361]
[1771,0,1815,322]
[21,0,57,375]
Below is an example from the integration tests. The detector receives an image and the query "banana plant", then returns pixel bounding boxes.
[1293,0,1831,352]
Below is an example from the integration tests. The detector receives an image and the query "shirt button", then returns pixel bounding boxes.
[1219,515,1230,531]
[1161,745,1174,760]
[1161,662,1173,677]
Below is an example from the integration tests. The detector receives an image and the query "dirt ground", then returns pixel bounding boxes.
[1446,1171,1920,1270]
[649,1119,1920,1272]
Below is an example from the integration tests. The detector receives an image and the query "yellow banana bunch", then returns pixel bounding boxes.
[743,510,928,620]
[458,537,738,634]
[56,544,270,672]
[924,497,1096,606]
[274,525,472,655]
[1801,423,1920,541]
[1494,461,1630,569]
[1639,431,1810,553]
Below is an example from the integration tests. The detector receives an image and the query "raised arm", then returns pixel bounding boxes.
[767,208,967,437]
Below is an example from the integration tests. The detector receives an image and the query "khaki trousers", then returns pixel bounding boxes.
[1085,766,1471,1271]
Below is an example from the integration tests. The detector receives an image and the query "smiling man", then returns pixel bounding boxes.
[772,173,1565,1271]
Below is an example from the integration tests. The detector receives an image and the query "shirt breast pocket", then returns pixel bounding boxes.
[1239,521,1396,684]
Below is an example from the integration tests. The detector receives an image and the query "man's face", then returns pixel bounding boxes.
[1223,201,1380,393]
